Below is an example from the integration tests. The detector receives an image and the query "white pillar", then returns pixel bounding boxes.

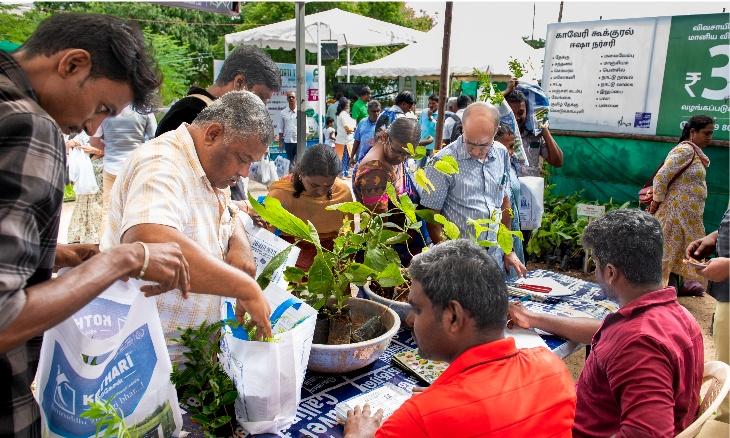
[346,46,351,82]
[295,2,306,161]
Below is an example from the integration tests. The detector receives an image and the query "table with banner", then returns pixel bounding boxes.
[182,269,617,438]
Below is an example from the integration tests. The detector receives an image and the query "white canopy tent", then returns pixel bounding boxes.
[335,3,543,82]
[224,8,426,141]
[224,8,426,80]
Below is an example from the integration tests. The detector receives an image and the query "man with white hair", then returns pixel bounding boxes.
[420,101,526,276]
[102,91,274,363]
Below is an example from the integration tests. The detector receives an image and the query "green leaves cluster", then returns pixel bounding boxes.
[508,57,525,79]
[81,399,134,438]
[526,186,631,258]
[473,68,504,106]
[170,320,238,438]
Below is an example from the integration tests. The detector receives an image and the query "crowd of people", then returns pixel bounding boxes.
[0,11,727,438]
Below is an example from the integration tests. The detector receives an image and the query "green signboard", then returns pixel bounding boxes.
[657,14,730,141]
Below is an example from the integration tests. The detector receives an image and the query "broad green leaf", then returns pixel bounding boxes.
[385,232,410,245]
[349,234,366,246]
[307,221,321,249]
[221,390,238,405]
[307,255,333,297]
[345,263,377,284]
[415,209,437,224]
[385,181,401,209]
[434,214,460,240]
[497,223,514,255]
[325,201,369,215]
[256,245,292,290]
[364,248,388,272]
[383,246,401,265]
[247,193,315,243]
[377,262,406,288]
[403,142,416,155]
[398,193,417,223]
[284,266,306,283]
[434,156,459,175]
[415,145,427,159]
[478,240,497,247]
[414,168,435,193]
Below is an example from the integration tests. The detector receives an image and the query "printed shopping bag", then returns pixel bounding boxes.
[519,176,545,230]
[219,285,316,435]
[34,278,182,437]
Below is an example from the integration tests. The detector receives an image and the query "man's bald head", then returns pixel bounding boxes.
[461,102,500,160]
[462,101,499,129]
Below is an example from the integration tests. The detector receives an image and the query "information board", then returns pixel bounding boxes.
[543,13,729,141]
[269,63,325,141]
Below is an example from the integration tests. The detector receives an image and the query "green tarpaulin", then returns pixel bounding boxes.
[550,135,729,232]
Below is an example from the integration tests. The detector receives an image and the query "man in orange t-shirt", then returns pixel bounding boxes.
[344,239,576,438]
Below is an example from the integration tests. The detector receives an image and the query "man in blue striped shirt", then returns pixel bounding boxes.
[420,102,526,276]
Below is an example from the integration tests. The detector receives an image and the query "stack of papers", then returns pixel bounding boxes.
[335,383,411,423]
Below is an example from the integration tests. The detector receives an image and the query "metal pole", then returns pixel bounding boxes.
[316,24,323,143]
[558,1,564,22]
[295,2,306,162]
[346,45,351,82]
[434,2,453,150]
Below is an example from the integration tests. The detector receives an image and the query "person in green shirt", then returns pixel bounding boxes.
[351,86,371,123]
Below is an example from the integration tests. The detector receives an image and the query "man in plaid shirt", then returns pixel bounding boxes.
[0,13,192,436]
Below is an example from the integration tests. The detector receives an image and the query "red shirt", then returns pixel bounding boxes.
[574,287,704,437]
[376,338,576,437]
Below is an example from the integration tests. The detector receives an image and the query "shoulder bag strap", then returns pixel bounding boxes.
[188,93,214,107]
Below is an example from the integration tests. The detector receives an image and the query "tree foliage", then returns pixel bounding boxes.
[0,5,48,44]
[2,2,433,103]
[144,32,195,105]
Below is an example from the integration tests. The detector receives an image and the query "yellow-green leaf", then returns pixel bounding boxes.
[385,181,401,209]
[377,262,406,288]
[247,193,315,243]
[433,156,459,175]
[414,168,435,193]
[434,214,460,240]
[325,201,368,215]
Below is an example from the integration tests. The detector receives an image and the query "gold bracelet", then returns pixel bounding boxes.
[135,241,150,279]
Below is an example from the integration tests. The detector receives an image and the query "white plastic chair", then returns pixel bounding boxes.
[676,361,730,438]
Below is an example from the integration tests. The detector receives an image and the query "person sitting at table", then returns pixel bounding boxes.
[344,239,576,437]
[508,209,704,437]
[267,144,353,269]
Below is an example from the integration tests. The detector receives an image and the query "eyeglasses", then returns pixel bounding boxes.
[287,96,296,100]
[463,136,493,149]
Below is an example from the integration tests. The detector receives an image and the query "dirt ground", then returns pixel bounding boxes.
[529,262,718,381]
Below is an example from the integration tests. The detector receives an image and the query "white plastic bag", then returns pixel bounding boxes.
[259,158,272,185]
[519,176,545,230]
[261,157,279,186]
[274,155,291,178]
[34,278,183,437]
[68,147,99,195]
[219,285,316,435]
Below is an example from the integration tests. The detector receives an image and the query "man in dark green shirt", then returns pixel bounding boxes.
[351,86,371,123]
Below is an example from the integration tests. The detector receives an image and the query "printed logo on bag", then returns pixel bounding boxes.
[72,298,130,339]
[42,325,158,437]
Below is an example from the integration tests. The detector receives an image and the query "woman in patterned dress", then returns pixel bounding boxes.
[67,133,104,244]
[649,115,714,292]
[352,117,423,266]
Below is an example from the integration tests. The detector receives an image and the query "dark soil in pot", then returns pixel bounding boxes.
[327,312,352,345]
[369,281,410,303]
